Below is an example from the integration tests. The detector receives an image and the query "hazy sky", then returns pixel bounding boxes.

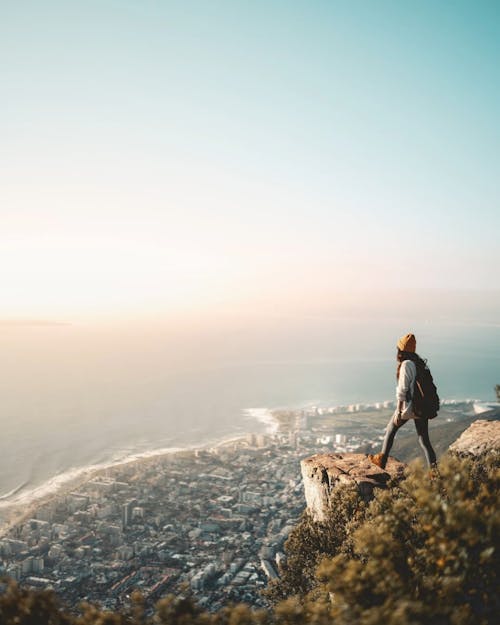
[2,1,499,320]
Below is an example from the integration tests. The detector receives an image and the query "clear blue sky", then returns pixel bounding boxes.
[1,1,499,319]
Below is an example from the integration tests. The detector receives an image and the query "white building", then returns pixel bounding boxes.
[260,559,279,580]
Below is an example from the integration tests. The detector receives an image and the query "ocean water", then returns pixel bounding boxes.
[1,313,499,507]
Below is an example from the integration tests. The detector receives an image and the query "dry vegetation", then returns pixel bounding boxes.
[1,453,498,625]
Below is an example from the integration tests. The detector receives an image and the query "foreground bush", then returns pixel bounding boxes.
[1,454,498,625]
[291,453,500,625]
[264,482,368,602]
[322,454,498,624]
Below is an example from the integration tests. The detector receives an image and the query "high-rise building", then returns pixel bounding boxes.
[21,557,33,575]
[121,499,137,529]
[295,411,308,430]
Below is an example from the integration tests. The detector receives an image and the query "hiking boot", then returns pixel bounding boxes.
[368,453,386,470]
[429,465,440,481]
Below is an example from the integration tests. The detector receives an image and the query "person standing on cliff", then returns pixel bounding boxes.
[369,333,437,469]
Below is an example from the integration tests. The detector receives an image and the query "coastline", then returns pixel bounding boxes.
[0,408,281,538]
[0,398,478,538]
[0,439,238,539]
[0,437,243,536]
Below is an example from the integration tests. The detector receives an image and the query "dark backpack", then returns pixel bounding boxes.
[412,359,440,419]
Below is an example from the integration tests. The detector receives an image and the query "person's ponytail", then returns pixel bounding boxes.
[396,350,423,379]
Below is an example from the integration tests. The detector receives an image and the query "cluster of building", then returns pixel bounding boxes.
[0,411,386,613]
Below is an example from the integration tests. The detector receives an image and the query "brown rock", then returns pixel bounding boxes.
[449,419,500,457]
[300,453,406,522]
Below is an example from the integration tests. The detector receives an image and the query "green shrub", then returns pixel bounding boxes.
[0,579,72,625]
[265,483,368,603]
[315,454,499,624]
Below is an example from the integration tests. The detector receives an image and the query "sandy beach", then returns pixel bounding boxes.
[0,429,256,539]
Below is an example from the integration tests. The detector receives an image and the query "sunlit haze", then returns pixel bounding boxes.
[2,1,499,321]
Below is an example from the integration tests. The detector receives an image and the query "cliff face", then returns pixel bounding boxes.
[300,453,405,522]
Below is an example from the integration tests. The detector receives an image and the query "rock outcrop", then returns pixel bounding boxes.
[301,420,500,522]
[300,453,406,522]
[448,419,500,457]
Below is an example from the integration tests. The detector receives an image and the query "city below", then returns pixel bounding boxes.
[0,400,475,613]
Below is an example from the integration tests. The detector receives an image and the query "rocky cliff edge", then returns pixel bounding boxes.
[300,453,405,522]
[301,419,500,522]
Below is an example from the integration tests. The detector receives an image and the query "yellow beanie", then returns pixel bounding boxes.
[397,333,416,353]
